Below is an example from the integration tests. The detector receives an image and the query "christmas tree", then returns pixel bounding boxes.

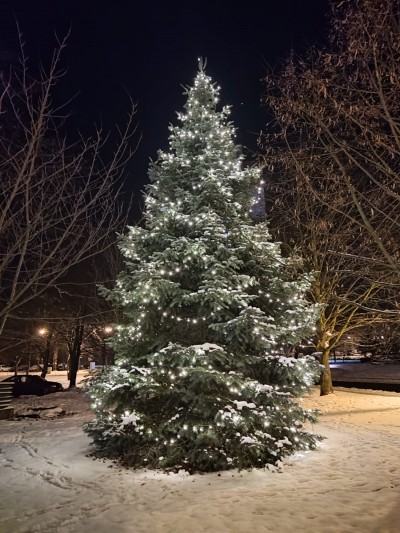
[85,61,322,472]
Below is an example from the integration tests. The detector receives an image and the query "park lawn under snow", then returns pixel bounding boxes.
[1,372,400,533]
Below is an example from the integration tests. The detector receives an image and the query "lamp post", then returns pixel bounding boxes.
[102,326,113,367]
[38,327,52,378]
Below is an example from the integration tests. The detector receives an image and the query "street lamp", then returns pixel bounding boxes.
[101,326,113,367]
[37,326,51,377]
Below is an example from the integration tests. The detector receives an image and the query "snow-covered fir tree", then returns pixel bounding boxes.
[85,62,322,472]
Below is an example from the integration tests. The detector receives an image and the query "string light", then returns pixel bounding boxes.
[86,64,321,474]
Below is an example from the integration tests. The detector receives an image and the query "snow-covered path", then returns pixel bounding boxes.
[1,387,400,533]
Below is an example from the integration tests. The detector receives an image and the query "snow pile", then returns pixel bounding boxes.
[14,405,67,419]
[0,384,400,532]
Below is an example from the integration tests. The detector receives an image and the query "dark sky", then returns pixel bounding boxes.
[1,0,330,215]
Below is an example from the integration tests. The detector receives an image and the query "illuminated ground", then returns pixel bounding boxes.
[0,372,399,533]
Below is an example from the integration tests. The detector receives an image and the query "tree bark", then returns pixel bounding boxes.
[40,339,52,379]
[69,322,84,388]
[319,348,334,396]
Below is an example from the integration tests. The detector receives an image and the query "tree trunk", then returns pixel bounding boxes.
[69,322,84,388]
[14,356,22,376]
[40,339,51,378]
[319,347,334,396]
[52,346,58,371]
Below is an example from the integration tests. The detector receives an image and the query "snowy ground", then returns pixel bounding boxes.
[1,370,400,532]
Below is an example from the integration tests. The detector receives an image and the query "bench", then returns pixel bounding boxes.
[0,382,14,419]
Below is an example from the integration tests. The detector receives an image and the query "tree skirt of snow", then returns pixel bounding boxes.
[1,386,400,533]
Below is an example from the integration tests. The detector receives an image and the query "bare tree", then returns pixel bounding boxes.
[359,322,400,359]
[0,31,139,336]
[15,238,124,385]
[260,0,400,393]
[262,165,389,394]
[262,0,400,291]
[58,243,124,388]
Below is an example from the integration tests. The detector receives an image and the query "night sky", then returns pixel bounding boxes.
[1,0,330,217]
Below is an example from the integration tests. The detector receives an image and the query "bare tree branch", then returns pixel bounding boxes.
[0,32,140,335]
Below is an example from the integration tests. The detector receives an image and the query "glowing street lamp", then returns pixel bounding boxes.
[37,327,51,378]
[101,326,113,367]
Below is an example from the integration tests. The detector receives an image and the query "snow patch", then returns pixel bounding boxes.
[191,343,224,352]
[1,372,400,532]
[233,400,256,411]
[119,411,139,428]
